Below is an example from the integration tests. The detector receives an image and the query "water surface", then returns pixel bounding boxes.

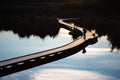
[0,17,120,80]
[0,29,120,80]
[0,28,72,61]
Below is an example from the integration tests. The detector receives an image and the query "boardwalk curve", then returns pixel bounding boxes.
[0,19,97,77]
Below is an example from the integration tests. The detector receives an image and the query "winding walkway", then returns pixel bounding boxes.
[0,19,97,77]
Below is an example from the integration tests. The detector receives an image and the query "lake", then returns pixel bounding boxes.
[0,0,120,79]
[0,26,120,80]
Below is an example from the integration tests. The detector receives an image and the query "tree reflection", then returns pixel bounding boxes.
[0,14,61,39]
[73,15,120,51]
[0,0,120,50]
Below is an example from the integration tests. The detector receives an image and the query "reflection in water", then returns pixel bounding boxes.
[69,27,83,40]
[0,0,120,50]
[0,0,120,80]
[1,49,120,80]
[0,13,120,51]
[32,69,118,80]
[0,28,72,61]
[0,68,118,80]
[67,17,120,51]
[0,15,61,39]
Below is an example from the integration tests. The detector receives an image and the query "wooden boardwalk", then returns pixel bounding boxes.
[0,19,97,77]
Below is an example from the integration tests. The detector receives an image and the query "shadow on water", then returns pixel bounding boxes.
[0,0,120,51]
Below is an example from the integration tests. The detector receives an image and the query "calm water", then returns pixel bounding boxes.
[0,28,120,80]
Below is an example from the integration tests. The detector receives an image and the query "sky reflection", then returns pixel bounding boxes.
[1,47,120,80]
[1,68,119,80]
[0,29,120,80]
[0,28,72,61]
[32,68,119,80]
